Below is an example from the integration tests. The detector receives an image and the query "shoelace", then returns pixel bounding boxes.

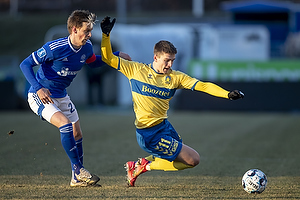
[79,168,92,178]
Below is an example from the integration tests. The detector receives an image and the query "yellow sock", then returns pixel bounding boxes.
[145,155,156,161]
[149,157,194,171]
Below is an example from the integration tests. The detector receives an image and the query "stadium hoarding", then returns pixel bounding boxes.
[188,60,300,82]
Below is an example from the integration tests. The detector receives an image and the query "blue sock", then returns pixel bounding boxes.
[76,138,83,164]
[72,138,83,181]
[59,123,82,170]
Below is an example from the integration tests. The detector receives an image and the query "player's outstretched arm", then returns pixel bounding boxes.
[87,51,131,68]
[194,81,244,100]
[100,16,119,69]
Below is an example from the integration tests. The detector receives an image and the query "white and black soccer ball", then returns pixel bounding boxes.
[242,169,267,194]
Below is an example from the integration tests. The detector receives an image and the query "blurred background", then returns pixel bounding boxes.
[1,0,300,112]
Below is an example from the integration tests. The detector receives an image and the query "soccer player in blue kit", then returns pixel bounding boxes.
[19,10,131,187]
[100,17,244,187]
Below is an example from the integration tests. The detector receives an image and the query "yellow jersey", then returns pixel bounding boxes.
[101,34,229,129]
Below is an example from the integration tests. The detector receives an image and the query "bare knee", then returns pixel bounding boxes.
[186,152,200,167]
[50,112,71,128]
[191,154,200,167]
[176,145,200,167]
[180,155,200,167]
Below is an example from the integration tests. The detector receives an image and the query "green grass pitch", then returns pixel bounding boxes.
[0,110,299,199]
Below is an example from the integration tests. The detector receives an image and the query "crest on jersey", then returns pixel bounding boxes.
[37,47,46,58]
[165,76,171,84]
[80,54,86,63]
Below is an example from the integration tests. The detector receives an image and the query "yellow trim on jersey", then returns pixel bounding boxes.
[101,34,230,129]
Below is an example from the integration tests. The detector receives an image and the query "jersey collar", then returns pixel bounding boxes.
[150,63,172,75]
[68,36,82,53]
[151,63,163,74]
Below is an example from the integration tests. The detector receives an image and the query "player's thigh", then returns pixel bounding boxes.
[28,93,78,126]
[175,144,200,166]
[57,95,81,138]
[136,132,181,161]
[151,134,182,161]
[57,95,79,123]
[50,111,71,128]
[28,92,61,123]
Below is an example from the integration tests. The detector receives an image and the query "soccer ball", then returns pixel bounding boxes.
[242,169,267,194]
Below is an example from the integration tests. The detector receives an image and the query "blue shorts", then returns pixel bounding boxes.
[136,119,183,162]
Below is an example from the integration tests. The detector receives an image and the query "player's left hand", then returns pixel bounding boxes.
[228,90,244,100]
[101,16,116,36]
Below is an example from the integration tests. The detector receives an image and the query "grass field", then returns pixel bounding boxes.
[0,110,300,199]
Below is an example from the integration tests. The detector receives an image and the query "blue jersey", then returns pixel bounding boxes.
[27,36,95,98]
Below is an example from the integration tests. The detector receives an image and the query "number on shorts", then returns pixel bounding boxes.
[68,103,75,113]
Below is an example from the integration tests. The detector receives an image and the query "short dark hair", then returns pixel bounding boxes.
[67,10,96,34]
[154,40,177,56]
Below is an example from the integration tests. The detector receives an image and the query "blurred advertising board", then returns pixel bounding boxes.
[188,60,300,82]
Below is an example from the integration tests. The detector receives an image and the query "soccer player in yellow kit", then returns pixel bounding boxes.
[100,17,244,187]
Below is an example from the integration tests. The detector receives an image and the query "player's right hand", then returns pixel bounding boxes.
[37,88,53,104]
[101,16,116,36]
